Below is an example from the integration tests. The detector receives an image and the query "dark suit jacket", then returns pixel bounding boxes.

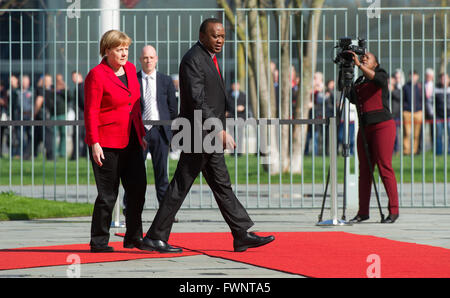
[402,81,423,112]
[178,41,227,135]
[137,70,178,144]
[226,90,253,120]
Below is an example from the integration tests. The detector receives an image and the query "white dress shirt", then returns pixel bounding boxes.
[141,69,160,123]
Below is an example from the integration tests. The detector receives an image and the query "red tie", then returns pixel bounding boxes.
[213,55,221,79]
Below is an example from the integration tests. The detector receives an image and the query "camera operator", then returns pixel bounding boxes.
[347,51,399,224]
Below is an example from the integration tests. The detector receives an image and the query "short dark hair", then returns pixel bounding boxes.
[199,18,222,34]
[373,54,380,68]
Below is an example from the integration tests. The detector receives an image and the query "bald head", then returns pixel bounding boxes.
[140,45,158,74]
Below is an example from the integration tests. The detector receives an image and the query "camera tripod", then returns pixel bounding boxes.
[317,84,385,224]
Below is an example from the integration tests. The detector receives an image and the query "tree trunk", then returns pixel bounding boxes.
[291,0,325,174]
[247,0,280,174]
[439,0,449,74]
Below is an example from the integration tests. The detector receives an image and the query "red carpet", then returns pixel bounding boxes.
[165,232,450,278]
[0,241,199,271]
[2,232,450,277]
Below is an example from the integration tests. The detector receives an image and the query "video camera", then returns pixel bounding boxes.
[333,37,367,91]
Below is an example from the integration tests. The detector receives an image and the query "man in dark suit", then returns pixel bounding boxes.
[226,81,252,155]
[123,45,178,212]
[141,18,275,253]
[70,71,86,159]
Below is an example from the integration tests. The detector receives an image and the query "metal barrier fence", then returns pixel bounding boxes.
[0,7,448,210]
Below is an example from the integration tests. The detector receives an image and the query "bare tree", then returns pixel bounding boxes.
[439,0,449,74]
[291,0,325,174]
[218,0,325,174]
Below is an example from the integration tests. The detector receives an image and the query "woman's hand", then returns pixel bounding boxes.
[142,137,148,151]
[219,130,236,150]
[348,51,376,80]
[347,51,361,68]
[91,143,105,167]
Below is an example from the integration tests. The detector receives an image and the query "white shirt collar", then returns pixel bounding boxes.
[142,69,156,80]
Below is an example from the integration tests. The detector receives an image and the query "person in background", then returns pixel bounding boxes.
[34,74,52,157]
[402,70,423,155]
[435,72,450,155]
[394,69,405,90]
[8,75,20,157]
[18,75,33,159]
[348,51,399,224]
[389,76,401,153]
[169,73,181,160]
[70,71,86,159]
[34,73,66,159]
[305,72,326,155]
[324,79,335,155]
[424,68,435,152]
[53,74,68,158]
[123,44,178,213]
[0,81,8,157]
[226,81,253,155]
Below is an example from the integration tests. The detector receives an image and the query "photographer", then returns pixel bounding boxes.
[347,51,399,224]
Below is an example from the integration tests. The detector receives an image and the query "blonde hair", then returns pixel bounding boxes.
[99,30,132,57]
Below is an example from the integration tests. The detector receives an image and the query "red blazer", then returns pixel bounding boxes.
[84,59,146,149]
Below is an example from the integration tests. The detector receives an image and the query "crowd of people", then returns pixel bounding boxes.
[0,65,449,159]
[270,64,450,156]
[0,72,86,159]
[0,70,181,160]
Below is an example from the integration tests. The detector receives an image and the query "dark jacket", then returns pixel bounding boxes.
[137,71,178,143]
[402,81,423,112]
[226,90,253,120]
[178,41,228,143]
[390,87,401,119]
[350,67,392,126]
[435,84,450,119]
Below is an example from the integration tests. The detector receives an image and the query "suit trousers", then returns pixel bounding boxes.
[89,126,147,248]
[123,126,169,208]
[146,151,254,242]
[145,126,170,204]
[357,119,399,216]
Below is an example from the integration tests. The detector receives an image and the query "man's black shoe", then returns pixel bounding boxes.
[142,237,183,253]
[233,232,275,252]
[123,237,147,249]
[90,245,114,253]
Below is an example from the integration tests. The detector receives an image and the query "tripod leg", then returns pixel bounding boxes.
[318,169,330,222]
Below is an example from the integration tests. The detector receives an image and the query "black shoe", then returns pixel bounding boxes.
[349,214,369,223]
[233,232,275,252]
[123,237,146,249]
[142,237,183,253]
[381,214,399,223]
[90,245,114,253]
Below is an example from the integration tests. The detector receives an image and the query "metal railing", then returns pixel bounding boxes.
[0,7,448,209]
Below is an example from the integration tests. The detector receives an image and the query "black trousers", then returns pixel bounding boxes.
[146,151,254,242]
[145,126,170,204]
[123,126,169,207]
[89,126,147,248]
